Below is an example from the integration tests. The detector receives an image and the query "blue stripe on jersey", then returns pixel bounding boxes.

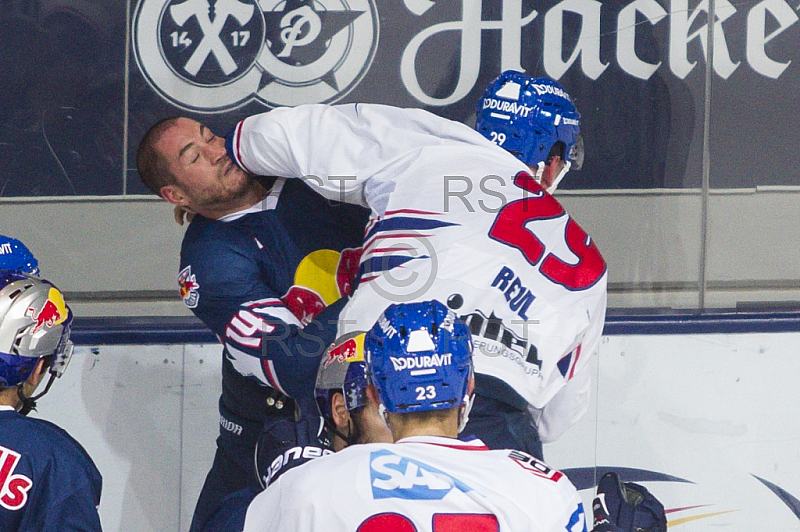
[358,255,429,277]
[364,216,459,240]
[557,353,572,378]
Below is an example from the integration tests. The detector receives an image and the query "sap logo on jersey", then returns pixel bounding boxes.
[390,353,452,371]
[369,449,473,500]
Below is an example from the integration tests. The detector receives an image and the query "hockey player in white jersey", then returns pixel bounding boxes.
[243,300,588,532]
[226,88,607,459]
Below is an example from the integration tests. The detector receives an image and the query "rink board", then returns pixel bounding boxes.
[33,324,800,531]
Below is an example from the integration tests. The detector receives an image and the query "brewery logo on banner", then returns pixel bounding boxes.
[133,0,379,111]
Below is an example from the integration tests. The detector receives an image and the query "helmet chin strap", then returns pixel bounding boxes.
[531,161,546,184]
[531,160,571,194]
[16,373,57,416]
[329,416,360,448]
[457,393,474,434]
[548,160,571,193]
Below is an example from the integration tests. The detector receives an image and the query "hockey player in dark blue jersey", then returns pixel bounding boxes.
[136,117,369,531]
[0,271,103,531]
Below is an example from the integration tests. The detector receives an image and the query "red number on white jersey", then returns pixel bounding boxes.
[489,173,606,291]
[358,512,498,531]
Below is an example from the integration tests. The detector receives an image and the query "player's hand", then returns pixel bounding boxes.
[255,407,333,489]
[591,472,667,532]
[173,205,196,225]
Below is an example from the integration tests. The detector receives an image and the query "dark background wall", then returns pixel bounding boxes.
[0,0,798,312]
[2,0,799,196]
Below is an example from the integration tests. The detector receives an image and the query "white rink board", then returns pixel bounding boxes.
[31,343,222,532]
[545,332,800,530]
[27,332,800,531]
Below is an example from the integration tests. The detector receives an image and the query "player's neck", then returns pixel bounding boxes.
[388,416,459,441]
[203,181,271,220]
[0,388,20,409]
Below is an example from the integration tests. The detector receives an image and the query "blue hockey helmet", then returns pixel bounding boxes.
[365,301,473,414]
[0,272,73,389]
[0,236,40,276]
[476,71,581,168]
[315,332,370,422]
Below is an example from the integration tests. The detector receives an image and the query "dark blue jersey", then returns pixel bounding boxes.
[0,409,102,531]
[199,486,258,532]
[179,177,369,422]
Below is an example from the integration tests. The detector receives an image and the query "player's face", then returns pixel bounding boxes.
[156,117,251,211]
[540,155,565,191]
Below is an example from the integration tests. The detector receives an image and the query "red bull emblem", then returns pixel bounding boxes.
[323,333,365,369]
[283,286,326,326]
[26,288,68,335]
[324,338,357,369]
[178,266,200,308]
[282,248,364,325]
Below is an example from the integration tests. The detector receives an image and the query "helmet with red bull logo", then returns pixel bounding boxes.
[0,272,74,412]
[315,331,370,423]
[365,300,473,415]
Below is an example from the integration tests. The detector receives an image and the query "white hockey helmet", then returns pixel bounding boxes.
[0,272,74,395]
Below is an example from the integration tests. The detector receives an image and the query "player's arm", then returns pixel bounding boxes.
[193,288,344,401]
[182,234,343,400]
[255,406,332,489]
[225,103,492,210]
[532,287,608,443]
[530,362,592,444]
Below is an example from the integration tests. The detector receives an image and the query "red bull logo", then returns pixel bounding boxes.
[283,286,327,327]
[282,248,363,326]
[26,288,68,335]
[178,266,200,308]
[323,333,365,369]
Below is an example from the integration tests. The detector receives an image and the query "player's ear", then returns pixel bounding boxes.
[330,391,351,433]
[467,375,475,396]
[23,359,48,395]
[160,184,188,206]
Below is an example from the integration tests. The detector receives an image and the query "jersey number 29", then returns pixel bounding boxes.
[489,173,605,291]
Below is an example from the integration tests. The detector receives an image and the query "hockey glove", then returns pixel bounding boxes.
[592,472,667,532]
[255,409,333,489]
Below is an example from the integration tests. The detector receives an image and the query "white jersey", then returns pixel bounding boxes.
[243,436,587,532]
[229,104,607,442]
